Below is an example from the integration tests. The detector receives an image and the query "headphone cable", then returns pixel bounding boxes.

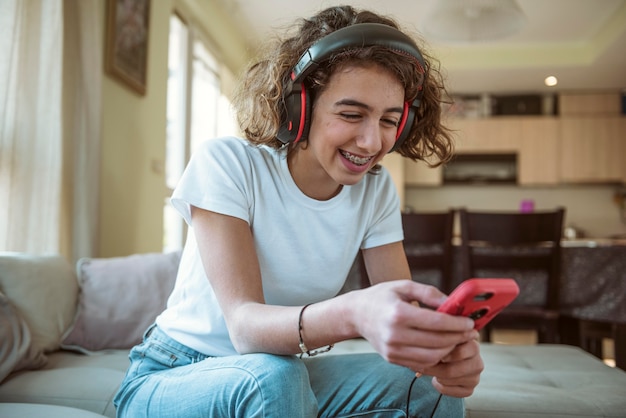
[405,374,444,418]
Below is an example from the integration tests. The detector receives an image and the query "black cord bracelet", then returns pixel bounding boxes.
[298,303,333,358]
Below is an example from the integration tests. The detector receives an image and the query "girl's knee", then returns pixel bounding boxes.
[236,354,317,417]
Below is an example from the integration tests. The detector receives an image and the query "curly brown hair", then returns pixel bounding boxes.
[232,5,454,166]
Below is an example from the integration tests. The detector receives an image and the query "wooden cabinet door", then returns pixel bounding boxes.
[380,152,406,205]
[560,117,624,183]
[404,159,442,186]
[451,118,521,153]
[559,92,621,116]
[518,118,560,185]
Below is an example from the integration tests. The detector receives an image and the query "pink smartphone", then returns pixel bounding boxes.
[437,278,520,330]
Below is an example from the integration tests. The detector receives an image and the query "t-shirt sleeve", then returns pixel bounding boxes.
[171,137,253,226]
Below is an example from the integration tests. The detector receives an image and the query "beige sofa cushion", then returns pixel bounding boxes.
[0,350,127,418]
[0,253,78,357]
[0,403,109,418]
[465,344,626,417]
[0,290,47,382]
[332,339,626,417]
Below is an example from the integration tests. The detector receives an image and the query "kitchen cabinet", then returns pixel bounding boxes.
[404,158,441,186]
[380,151,406,206]
[405,118,521,186]
[451,117,521,153]
[560,116,626,183]
[559,92,622,116]
[518,118,560,185]
[403,90,625,187]
[405,117,560,186]
[452,117,560,185]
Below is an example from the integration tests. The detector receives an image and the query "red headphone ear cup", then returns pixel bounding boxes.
[390,101,416,153]
[396,102,410,141]
[278,82,311,144]
[299,87,311,143]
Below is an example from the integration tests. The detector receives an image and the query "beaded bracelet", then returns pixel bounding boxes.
[298,303,334,358]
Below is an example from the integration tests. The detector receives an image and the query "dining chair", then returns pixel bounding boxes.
[401,210,456,294]
[458,207,565,343]
[560,316,626,371]
[343,210,455,293]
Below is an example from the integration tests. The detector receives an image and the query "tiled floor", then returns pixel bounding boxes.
[489,329,536,345]
[490,329,616,367]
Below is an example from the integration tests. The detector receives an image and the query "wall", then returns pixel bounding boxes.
[97,2,625,255]
[406,184,626,239]
[99,0,250,257]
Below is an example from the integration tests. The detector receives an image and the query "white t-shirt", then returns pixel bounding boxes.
[156,136,403,356]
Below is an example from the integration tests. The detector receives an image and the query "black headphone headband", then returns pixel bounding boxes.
[278,23,426,150]
[292,23,425,83]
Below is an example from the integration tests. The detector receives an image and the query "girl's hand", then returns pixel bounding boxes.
[352,280,477,372]
[423,338,484,398]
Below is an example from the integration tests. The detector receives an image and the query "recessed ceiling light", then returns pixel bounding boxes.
[544,76,558,87]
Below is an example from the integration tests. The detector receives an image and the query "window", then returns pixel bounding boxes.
[164,14,237,252]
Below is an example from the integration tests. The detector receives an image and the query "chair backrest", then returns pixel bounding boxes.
[459,207,565,310]
[401,210,456,293]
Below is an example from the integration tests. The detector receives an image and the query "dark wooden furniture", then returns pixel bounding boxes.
[402,210,455,294]
[458,207,565,343]
[342,217,626,369]
[580,320,619,358]
[560,316,626,370]
[557,244,626,370]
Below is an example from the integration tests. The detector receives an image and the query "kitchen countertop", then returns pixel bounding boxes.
[448,237,626,247]
[561,238,626,247]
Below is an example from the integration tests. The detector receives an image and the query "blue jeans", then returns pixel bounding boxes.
[113,325,464,417]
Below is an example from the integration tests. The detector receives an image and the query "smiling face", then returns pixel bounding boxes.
[287,63,405,200]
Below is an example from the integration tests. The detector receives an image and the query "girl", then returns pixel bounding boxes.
[114,5,483,417]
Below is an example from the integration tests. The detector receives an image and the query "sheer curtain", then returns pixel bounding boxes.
[0,0,101,261]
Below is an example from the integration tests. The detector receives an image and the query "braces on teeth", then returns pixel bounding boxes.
[342,151,370,165]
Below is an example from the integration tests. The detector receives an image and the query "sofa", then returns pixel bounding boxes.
[1,251,626,418]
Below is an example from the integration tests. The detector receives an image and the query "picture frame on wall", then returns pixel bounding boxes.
[105,0,150,95]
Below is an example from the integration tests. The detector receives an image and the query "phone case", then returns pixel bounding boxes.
[437,278,520,330]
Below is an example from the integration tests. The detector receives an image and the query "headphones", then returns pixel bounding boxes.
[277,23,426,152]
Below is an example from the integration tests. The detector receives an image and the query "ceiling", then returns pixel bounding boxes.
[221,0,626,95]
